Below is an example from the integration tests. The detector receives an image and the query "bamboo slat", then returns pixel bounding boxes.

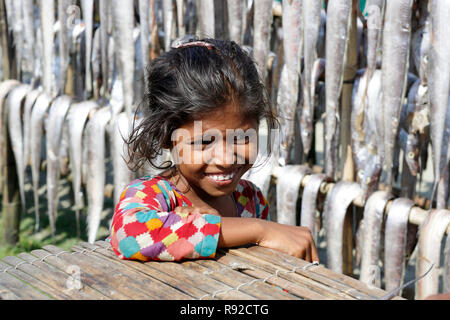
[0,241,405,300]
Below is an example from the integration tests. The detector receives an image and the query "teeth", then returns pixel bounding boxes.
[207,172,235,181]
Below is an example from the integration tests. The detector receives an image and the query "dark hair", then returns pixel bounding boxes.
[127,37,278,171]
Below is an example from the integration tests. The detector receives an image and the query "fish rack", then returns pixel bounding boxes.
[0,240,404,300]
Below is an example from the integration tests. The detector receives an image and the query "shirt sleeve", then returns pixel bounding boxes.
[109,177,221,262]
[238,179,270,220]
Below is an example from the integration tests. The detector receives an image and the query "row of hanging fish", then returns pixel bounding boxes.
[276,164,449,299]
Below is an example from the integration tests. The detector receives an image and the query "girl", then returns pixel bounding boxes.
[109,38,318,263]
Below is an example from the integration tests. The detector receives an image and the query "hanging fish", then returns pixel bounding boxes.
[300,0,322,157]
[384,198,415,295]
[6,84,31,211]
[300,173,329,243]
[67,101,99,238]
[415,209,450,299]
[111,0,135,122]
[86,106,112,243]
[21,0,36,84]
[381,0,413,190]
[277,0,302,166]
[324,0,352,179]
[176,0,186,38]
[163,0,175,52]
[196,0,214,38]
[359,191,393,287]
[227,0,243,44]
[325,181,363,274]
[252,0,272,82]
[45,95,73,237]
[30,92,53,232]
[23,89,42,171]
[139,0,151,89]
[57,0,73,95]
[276,165,311,226]
[81,0,94,98]
[39,0,56,98]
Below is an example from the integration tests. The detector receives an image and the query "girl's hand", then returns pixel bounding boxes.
[174,206,220,216]
[256,220,319,263]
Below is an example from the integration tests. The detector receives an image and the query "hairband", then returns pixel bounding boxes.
[171,39,215,50]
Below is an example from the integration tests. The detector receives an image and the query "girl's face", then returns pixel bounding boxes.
[171,104,259,200]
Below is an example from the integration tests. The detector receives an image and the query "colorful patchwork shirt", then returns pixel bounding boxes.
[108,175,270,262]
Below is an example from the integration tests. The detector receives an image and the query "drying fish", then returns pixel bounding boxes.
[139,0,151,89]
[111,0,135,121]
[197,0,214,38]
[21,0,36,83]
[111,112,135,207]
[58,0,72,95]
[278,0,302,165]
[67,101,99,237]
[436,101,450,209]
[359,191,393,287]
[253,0,273,81]
[99,0,112,97]
[428,0,450,206]
[22,89,42,170]
[69,22,86,100]
[39,0,55,98]
[351,70,383,199]
[6,84,31,211]
[30,92,53,232]
[176,0,186,38]
[300,0,322,157]
[0,80,21,194]
[325,181,363,274]
[445,235,449,293]
[91,28,102,100]
[381,0,413,190]
[276,165,311,226]
[81,0,94,98]
[45,95,72,238]
[227,0,243,44]
[384,198,415,294]
[86,106,112,243]
[163,0,175,52]
[415,209,450,299]
[300,173,328,243]
[324,0,352,179]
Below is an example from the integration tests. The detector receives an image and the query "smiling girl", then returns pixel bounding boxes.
[108,38,318,263]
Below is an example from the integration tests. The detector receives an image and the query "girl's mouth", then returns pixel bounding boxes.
[204,168,241,186]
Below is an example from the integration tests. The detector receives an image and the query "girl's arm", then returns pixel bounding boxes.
[218,217,319,263]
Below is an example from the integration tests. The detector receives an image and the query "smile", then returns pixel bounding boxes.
[204,168,240,184]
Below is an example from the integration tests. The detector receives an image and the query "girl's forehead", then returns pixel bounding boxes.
[182,104,258,131]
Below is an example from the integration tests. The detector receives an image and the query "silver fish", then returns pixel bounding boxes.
[39,0,56,98]
[300,0,322,156]
[6,84,31,211]
[276,165,311,226]
[112,0,135,121]
[359,191,393,287]
[86,106,112,243]
[0,80,21,194]
[364,0,384,75]
[384,197,415,294]
[45,95,72,238]
[253,0,273,81]
[58,0,72,95]
[227,0,243,44]
[139,0,151,89]
[176,0,185,38]
[99,0,112,97]
[325,181,363,274]
[415,209,450,299]
[91,27,102,100]
[67,101,99,237]
[7,0,24,79]
[23,89,42,170]
[277,0,302,165]
[324,0,352,179]
[111,112,135,207]
[300,173,328,243]
[163,0,175,52]
[30,92,53,232]
[428,0,450,205]
[81,0,94,98]
[197,0,214,38]
[445,234,449,293]
[436,99,450,209]
[21,0,36,83]
[381,0,413,190]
